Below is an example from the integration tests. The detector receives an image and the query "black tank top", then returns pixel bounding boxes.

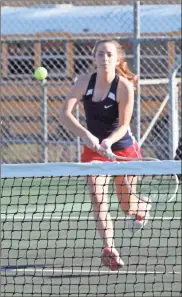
[82,73,134,150]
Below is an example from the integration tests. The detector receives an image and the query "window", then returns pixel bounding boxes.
[74,58,93,75]
[141,57,169,78]
[73,41,95,56]
[41,41,67,77]
[140,41,168,78]
[73,41,94,75]
[7,41,34,76]
[141,40,168,56]
[8,41,34,56]
[175,40,181,56]
[41,58,66,74]
[8,59,34,75]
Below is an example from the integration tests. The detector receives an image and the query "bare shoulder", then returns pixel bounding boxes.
[118,76,133,91]
[116,76,134,103]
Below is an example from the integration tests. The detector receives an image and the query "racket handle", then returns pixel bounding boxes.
[106,152,116,160]
[98,147,116,160]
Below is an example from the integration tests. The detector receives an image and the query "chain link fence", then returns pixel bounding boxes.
[1,0,181,163]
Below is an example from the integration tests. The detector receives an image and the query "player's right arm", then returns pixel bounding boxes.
[60,75,100,151]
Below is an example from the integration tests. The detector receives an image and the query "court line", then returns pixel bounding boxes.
[1,215,181,221]
[1,268,181,275]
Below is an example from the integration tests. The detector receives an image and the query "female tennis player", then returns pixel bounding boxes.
[60,39,151,271]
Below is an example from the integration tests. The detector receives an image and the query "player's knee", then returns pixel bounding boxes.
[90,192,104,203]
[90,194,108,211]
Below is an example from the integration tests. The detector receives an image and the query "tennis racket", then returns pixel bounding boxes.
[104,151,179,204]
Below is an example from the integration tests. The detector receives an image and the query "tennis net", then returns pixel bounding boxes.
[1,160,181,297]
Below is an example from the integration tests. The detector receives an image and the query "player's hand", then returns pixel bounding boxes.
[98,139,113,159]
[100,139,112,153]
[83,132,101,151]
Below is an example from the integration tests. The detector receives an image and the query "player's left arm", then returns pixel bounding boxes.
[104,78,134,146]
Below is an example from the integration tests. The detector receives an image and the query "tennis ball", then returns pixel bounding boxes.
[34,67,48,80]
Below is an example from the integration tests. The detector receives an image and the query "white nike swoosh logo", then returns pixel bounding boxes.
[104,105,113,109]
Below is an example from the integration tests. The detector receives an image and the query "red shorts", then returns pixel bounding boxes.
[81,142,142,162]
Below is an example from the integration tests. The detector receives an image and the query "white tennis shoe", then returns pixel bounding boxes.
[126,198,152,233]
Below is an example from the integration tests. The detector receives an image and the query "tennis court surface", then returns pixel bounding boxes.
[1,161,181,297]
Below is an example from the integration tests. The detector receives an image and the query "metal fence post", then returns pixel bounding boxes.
[133,1,141,143]
[75,104,81,162]
[42,79,48,163]
[168,56,181,159]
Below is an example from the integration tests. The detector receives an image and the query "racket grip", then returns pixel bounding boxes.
[106,152,116,160]
[98,147,116,160]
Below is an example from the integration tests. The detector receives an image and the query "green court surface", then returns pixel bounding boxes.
[1,177,181,297]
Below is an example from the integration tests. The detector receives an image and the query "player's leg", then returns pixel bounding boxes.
[114,175,150,215]
[87,175,113,247]
[113,142,151,232]
[87,175,124,270]
[114,175,151,232]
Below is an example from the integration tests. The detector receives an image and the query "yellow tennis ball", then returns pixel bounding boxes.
[34,67,48,80]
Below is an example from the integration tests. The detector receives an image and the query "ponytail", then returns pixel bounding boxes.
[116,61,137,89]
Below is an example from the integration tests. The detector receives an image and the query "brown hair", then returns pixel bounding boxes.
[93,39,137,87]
